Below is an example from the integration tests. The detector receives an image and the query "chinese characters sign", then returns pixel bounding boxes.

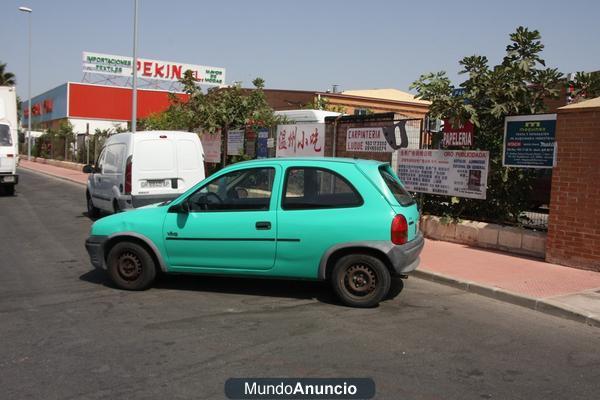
[200,130,221,163]
[503,114,556,168]
[276,124,324,157]
[346,127,394,152]
[397,149,489,200]
[82,51,226,86]
[227,130,244,155]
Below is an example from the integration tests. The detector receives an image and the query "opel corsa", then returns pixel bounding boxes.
[85,158,424,307]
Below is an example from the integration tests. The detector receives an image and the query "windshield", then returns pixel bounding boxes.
[0,125,12,146]
[379,165,415,207]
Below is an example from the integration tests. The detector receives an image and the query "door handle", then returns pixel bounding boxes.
[255,221,271,230]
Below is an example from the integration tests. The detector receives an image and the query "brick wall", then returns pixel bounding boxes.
[323,114,397,162]
[546,105,600,271]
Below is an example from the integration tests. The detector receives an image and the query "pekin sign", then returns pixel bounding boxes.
[82,51,226,86]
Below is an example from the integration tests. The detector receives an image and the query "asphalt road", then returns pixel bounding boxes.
[1,168,599,400]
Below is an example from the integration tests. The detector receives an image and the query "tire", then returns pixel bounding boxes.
[5,184,15,196]
[331,254,391,308]
[86,192,100,218]
[106,241,156,291]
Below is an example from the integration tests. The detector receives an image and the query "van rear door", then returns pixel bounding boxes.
[133,135,180,197]
[175,135,204,192]
[0,124,16,176]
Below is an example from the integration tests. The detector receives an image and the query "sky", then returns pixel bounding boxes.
[2,0,600,99]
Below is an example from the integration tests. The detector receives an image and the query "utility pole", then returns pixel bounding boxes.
[131,0,138,133]
[19,6,33,159]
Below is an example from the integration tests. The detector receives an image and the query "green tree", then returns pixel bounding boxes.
[410,26,563,224]
[0,62,16,86]
[569,71,600,102]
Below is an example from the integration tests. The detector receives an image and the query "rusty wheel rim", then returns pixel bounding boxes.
[117,251,143,281]
[344,264,377,297]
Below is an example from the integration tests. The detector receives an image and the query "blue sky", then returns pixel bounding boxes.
[2,0,599,99]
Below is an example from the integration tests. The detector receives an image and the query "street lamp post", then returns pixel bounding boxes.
[131,0,138,134]
[19,6,32,160]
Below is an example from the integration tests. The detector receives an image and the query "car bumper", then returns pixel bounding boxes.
[387,232,425,275]
[85,235,108,269]
[0,174,18,184]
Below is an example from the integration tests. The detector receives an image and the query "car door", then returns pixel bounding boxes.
[89,148,111,211]
[162,166,280,271]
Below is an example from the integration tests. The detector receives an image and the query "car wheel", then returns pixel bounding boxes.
[86,192,100,218]
[331,254,391,308]
[5,184,15,196]
[106,241,156,291]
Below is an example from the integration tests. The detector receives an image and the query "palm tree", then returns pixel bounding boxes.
[0,62,16,86]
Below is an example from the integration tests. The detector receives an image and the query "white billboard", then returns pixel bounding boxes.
[276,124,325,157]
[82,51,225,86]
[346,127,394,152]
[397,149,489,200]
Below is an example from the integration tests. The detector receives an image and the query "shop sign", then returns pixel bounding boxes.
[256,129,269,158]
[227,130,244,156]
[200,130,221,163]
[503,114,556,168]
[276,124,324,157]
[397,149,489,200]
[346,127,394,152]
[82,51,226,86]
[442,119,474,147]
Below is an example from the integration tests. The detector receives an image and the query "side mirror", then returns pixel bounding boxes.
[169,199,190,214]
[82,164,94,174]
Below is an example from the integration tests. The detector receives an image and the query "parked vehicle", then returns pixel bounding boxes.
[0,86,19,195]
[82,131,205,216]
[85,157,424,307]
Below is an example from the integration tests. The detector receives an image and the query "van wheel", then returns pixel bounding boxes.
[107,242,156,291]
[86,192,100,218]
[5,184,15,196]
[331,254,391,308]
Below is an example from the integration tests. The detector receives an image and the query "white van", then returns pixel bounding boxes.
[0,86,19,195]
[83,131,205,216]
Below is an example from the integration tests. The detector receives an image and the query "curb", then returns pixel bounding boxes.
[18,165,86,187]
[413,269,600,328]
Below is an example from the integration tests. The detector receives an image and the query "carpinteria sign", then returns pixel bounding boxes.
[82,51,226,86]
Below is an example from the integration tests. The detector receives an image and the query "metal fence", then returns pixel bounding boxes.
[413,129,550,231]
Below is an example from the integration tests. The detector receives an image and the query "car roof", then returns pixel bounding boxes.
[232,157,388,167]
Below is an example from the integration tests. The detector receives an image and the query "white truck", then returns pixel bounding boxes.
[0,86,19,195]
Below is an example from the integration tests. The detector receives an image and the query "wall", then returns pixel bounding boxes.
[546,101,600,271]
[323,113,397,162]
[323,93,428,118]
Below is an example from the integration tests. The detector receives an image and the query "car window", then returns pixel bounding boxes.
[379,166,415,206]
[282,167,363,210]
[96,148,107,173]
[103,144,126,174]
[0,125,12,146]
[187,167,275,212]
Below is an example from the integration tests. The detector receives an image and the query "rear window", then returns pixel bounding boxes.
[282,167,363,210]
[0,125,12,146]
[379,166,415,206]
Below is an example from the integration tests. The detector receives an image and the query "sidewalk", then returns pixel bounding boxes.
[18,158,600,327]
[19,159,88,185]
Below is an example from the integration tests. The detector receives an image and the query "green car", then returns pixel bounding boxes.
[85,158,424,307]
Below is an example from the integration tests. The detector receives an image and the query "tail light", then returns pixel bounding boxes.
[391,214,408,245]
[124,156,132,194]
